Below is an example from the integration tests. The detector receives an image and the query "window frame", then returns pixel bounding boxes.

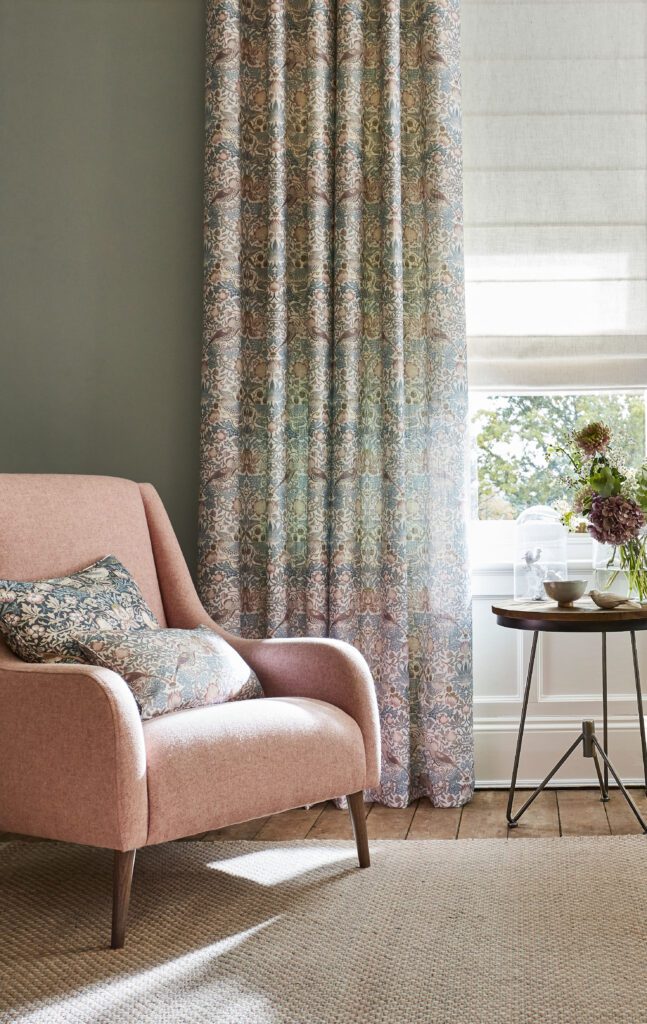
[468,387,647,570]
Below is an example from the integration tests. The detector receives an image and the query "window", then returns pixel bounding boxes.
[462,1,642,391]
[462,0,647,540]
[470,391,647,520]
[462,0,647,392]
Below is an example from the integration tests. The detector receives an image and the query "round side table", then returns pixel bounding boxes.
[492,598,647,833]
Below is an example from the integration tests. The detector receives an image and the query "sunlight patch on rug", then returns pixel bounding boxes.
[17,921,279,1024]
[207,843,356,884]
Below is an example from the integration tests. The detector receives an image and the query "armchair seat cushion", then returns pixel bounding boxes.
[143,697,367,844]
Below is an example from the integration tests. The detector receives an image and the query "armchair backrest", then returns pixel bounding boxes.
[0,474,167,624]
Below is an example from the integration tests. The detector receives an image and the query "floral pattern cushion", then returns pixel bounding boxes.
[0,555,158,663]
[68,626,264,719]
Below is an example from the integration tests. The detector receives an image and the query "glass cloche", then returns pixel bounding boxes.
[514,506,568,601]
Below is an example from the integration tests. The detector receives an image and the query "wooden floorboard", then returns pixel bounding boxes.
[202,817,270,840]
[556,788,611,837]
[255,804,326,841]
[507,790,560,840]
[604,787,647,835]
[366,802,417,840]
[3,789,646,846]
[458,790,509,839]
[407,800,462,840]
[305,801,369,840]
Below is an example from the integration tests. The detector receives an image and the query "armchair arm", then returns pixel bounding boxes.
[139,482,380,788]
[0,642,147,850]
[242,637,381,789]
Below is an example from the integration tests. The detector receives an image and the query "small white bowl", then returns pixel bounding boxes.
[543,580,588,607]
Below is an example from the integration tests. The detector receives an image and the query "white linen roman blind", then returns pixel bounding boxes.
[462,0,647,390]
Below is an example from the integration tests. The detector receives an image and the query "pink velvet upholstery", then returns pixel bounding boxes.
[0,474,381,853]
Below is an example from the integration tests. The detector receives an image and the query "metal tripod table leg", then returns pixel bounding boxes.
[507,630,583,828]
[630,631,647,796]
[591,728,647,832]
[509,719,647,833]
[506,631,538,827]
[506,628,644,829]
[601,633,609,800]
[508,734,583,827]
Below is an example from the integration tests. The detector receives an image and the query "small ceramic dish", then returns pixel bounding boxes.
[543,579,588,607]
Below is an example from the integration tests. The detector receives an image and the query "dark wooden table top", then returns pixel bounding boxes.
[492,598,647,632]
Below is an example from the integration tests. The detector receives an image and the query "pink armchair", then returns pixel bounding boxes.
[0,475,380,948]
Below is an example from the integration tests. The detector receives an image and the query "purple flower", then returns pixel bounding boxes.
[573,422,611,456]
[588,495,645,546]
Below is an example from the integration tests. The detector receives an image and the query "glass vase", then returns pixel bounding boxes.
[593,530,647,601]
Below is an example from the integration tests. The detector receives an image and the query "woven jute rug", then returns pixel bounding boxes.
[1,836,646,1023]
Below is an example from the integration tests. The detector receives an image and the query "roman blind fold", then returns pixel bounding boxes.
[462,0,647,390]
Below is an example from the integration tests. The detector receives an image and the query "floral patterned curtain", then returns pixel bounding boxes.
[200,0,473,807]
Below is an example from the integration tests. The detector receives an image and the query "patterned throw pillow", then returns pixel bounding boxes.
[68,626,264,719]
[0,555,158,663]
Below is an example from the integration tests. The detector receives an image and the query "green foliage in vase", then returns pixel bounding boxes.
[636,467,647,515]
[588,461,624,499]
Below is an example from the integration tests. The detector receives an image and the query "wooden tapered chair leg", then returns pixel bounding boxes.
[111,849,136,949]
[347,791,370,868]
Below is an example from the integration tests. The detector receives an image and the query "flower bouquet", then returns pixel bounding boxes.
[552,422,647,601]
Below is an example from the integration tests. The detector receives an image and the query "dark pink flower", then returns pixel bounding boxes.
[588,495,645,546]
[573,422,611,456]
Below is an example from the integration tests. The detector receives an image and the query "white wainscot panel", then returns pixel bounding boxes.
[539,629,647,702]
[473,596,520,702]
[475,716,647,789]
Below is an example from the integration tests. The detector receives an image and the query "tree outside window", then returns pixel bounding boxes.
[471,393,647,521]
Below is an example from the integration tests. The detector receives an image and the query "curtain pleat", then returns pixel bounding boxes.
[201,0,473,807]
[265,0,290,634]
[303,0,334,632]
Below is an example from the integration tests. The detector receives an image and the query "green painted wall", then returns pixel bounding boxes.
[0,0,205,572]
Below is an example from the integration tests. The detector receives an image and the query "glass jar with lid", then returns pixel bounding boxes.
[514,506,568,601]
